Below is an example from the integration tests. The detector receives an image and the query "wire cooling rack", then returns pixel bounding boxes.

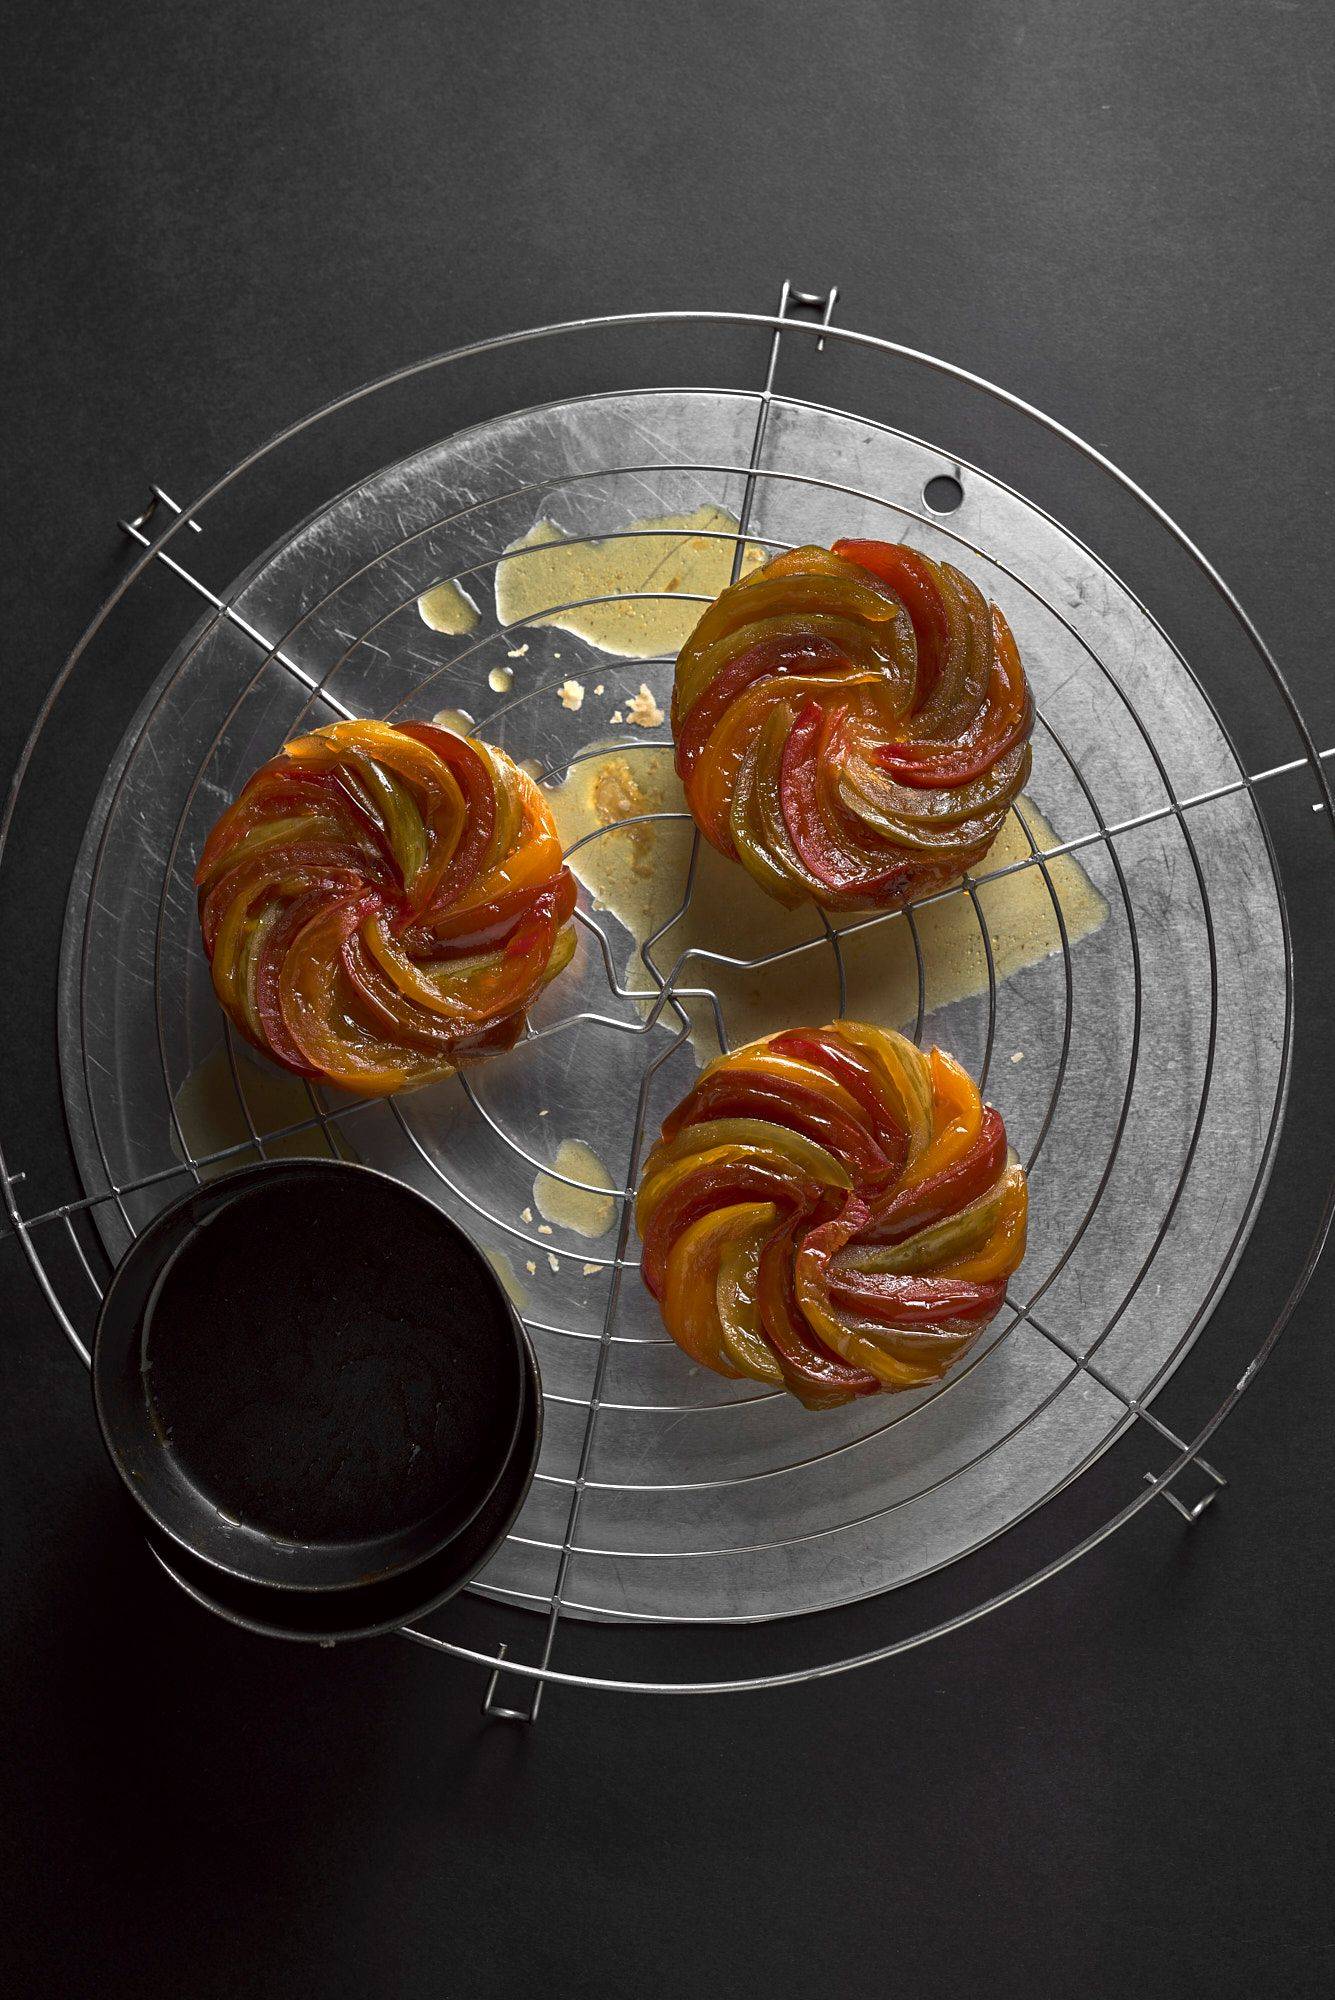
[2,285,1331,1721]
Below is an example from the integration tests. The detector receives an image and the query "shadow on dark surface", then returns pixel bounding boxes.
[2,0,1333,1994]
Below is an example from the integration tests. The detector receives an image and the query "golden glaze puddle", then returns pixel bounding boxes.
[495,504,768,659]
[533,1137,617,1239]
[430,706,476,737]
[545,747,1108,1065]
[171,1044,351,1174]
[486,1247,530,1312]
[417,579,480,635]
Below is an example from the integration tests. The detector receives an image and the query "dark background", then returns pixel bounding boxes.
[2,2,1332,1994]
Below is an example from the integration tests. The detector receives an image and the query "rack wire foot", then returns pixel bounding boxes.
[115,479,357,719]
[118,485,201,540]
[1143,1456,1227,1524]
[481,1644,541,1724]
[783,284,839,350]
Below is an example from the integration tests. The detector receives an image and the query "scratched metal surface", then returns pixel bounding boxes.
[57,390,1287,1623]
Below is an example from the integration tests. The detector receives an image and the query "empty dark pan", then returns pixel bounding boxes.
[141,1324,542,1642]
[93,1159,528,1593]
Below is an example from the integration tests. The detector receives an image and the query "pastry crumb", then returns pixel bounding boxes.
[626,684,664,728]
[609,709,623,724]
[547,1251,561,1272]
[525,1259,537,1275]
[521,1205,533,1223]
[1010,1050,1024,1063]
[538,1223,553,1236]
[507,642,529,659]
[538,1108,549,1117]
[582,1263,600,1277]
[593,684,605,696]
[558,678,585,711]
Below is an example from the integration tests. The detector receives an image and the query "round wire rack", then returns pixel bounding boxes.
[2,285,1331,1720]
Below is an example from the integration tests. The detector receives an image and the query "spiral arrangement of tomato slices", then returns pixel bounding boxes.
[636,1022,1027,1407]
[197,720,577,1094]
[671,540,1034,911]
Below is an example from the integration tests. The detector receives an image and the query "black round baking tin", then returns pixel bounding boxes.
[92,1158,534,1610]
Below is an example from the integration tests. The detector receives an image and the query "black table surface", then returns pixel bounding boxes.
[3,3,1332,1994]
